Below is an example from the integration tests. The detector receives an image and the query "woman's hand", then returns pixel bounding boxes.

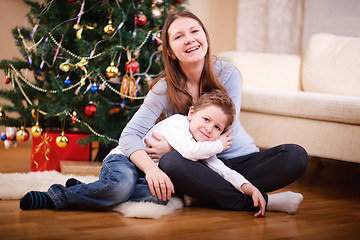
[129,150,174,201]
[219,128,234,151]
[241,183,266,217]
[144,132,173,162]
[145,166,175,201]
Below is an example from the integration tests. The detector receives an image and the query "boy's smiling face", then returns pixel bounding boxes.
[188,105,228,142]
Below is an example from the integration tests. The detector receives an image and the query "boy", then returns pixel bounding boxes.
[21,89,260,209]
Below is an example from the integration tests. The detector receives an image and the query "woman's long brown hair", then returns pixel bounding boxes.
[150,10,227,115]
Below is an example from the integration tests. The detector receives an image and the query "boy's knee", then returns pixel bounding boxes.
[106,180,135,203]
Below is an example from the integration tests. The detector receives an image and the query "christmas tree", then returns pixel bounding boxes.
[0,0,186,156]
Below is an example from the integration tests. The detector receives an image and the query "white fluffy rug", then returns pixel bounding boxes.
[0,171,183,219]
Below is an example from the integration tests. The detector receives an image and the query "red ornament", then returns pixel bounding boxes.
[4,78,11,84]
[84,103,97,118]
[72,111,78,123]
[66,0,77,2]
[125,59,140,75]
[173,0,183,3]
[153,32,162,45]
[135,12,147,27]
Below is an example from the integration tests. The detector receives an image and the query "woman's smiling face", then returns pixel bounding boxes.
[167,17,208,65]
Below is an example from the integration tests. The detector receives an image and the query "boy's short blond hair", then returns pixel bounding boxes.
[192,89,235,130]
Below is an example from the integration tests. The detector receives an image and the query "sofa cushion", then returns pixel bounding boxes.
[217,52,301,91]
[241,87,360,125]
[302,33,360,97]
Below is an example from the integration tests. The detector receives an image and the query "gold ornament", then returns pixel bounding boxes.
[31,123,43,138]
[104,20,115,35]
[0,106,5,120]
[73,23,94,39]
[152,6,162,19]
[60,62,71,72]
[16,127,30,142]
[106,62,119,78]
[120,74,130,98]
[129,77,137,99]
[56,132,69,148]
[31,109,37,118]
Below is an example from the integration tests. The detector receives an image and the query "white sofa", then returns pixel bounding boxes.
[217,33,360,164]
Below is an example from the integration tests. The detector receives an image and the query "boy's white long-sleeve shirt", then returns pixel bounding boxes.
[109,114,250,193]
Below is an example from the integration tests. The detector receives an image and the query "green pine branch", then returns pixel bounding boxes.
[1,0,188,152]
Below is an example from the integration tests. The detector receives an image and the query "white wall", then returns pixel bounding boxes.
[303,0,360,49]
[187,0,238,55]
[0,0,29,80]
[0,0,30,133]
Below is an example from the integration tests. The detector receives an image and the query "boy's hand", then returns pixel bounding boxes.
[241,183,266,217]
[219,128,234,151]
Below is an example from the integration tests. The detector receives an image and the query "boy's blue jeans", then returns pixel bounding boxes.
[48,154,166,210]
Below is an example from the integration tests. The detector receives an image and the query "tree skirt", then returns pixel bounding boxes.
[0,171,183,219]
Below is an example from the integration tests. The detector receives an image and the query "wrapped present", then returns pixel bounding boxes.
[31,130,90,172]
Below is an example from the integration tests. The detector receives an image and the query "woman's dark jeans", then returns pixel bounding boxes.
[159,144,308,212]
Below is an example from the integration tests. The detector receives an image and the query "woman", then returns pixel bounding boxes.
[120,10,308,217]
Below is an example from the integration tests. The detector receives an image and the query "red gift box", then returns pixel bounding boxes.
[31,130,90,172]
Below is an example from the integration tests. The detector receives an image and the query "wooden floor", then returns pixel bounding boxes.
[0,145,360,240]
